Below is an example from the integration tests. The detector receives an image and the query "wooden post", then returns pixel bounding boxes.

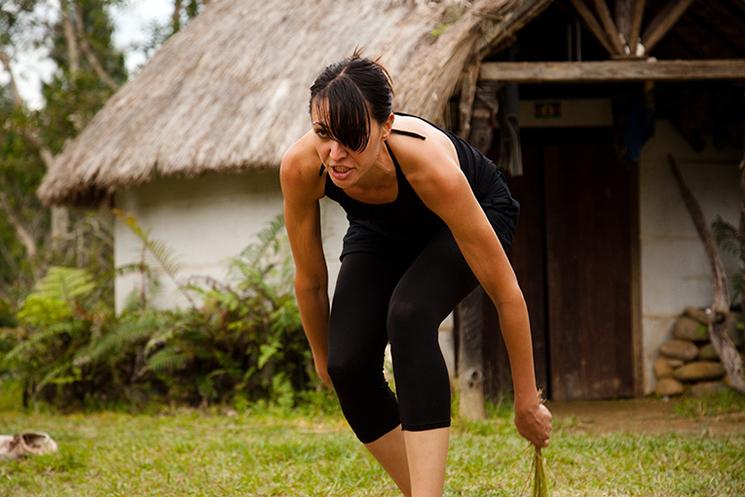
[456,288,487,420]
[454,89,501,421]
[739,147,745,317]
[457,59,481,142]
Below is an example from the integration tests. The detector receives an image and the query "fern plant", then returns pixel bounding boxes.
[4,213,313,409]
[111,208,196,309]
[3,266,111,405]
[150,213,309,406]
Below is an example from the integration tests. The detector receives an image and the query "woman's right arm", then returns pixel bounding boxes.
[279,148,332,387]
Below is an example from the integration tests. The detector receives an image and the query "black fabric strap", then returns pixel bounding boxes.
[391,128,426,140]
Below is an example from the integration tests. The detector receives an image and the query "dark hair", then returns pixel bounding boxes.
[309,49,394,152]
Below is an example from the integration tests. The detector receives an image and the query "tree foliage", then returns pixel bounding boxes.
[0,1,275,411]
[0,0,207,307]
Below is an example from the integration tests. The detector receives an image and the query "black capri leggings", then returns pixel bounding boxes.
[326,207,516,443]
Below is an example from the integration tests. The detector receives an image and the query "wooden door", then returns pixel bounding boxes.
[483,128,635,401]
[543,130,634,400]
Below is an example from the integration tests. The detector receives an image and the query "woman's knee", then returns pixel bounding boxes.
[327,348,378,387]
[387,298,418,334]
[387,299,438,354]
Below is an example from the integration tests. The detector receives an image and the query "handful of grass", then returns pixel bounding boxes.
[529,389,550,497]
[531,446,550,497]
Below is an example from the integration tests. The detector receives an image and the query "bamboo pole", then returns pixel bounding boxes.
[592,0,626,54]
[568,0,617,55]
[642,0,695,53]
[629,0,646,56]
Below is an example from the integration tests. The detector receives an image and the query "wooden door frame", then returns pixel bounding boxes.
[629,154,644,397]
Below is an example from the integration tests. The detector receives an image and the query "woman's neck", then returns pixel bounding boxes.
[342,141,398,202]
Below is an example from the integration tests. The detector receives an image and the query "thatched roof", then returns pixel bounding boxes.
[38,0,551,207]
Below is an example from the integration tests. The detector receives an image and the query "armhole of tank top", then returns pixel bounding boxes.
[317,162,332,203]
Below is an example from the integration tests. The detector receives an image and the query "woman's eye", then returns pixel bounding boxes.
[315,129,329,139]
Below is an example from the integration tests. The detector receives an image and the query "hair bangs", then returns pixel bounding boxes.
[313,75,371,152]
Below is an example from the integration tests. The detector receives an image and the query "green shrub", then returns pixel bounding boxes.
[0,299,16,327]
[131,214,310,406]
[2,213,312,410]
[1,266,115,408]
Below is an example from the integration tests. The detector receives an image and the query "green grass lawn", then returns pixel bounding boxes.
[0,389,743,497]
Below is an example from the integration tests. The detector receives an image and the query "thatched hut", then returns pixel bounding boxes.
[39,0,745,400]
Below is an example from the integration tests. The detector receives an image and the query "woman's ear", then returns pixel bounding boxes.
[382,112,394,140]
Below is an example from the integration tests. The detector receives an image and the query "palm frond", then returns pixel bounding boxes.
[143,346,190,373]
[29,266,96,303]
[144,326,175,355]
[233,214,287,274]
[2,323,72,365]
[74,312,162,366]
[114,262,151,277]
[712,216,741,257]
[35,362,78,393]
[112,208,196,309]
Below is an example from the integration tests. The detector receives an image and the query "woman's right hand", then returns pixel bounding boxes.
[514,401,552,448]
[313,354,333,389]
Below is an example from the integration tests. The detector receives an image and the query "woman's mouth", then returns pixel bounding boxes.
[329,165,352,180]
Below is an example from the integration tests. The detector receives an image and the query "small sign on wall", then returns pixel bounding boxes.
[534,101,562,119]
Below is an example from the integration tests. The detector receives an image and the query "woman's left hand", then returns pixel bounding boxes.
[514,401,552,448]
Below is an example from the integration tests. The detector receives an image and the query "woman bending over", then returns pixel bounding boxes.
[280,52,552,497]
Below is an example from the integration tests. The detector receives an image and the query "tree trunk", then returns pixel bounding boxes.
[0,51,23,107]
[456,287,487,420]
[171,0,183,33]
[73,3,119,92]
[51,207,70,252]
[669,155,745,394]
[60,0,80,73]
[0,192,38,260]
[2,42,71,260]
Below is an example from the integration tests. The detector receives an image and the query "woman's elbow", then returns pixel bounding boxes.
[491,284,525,310]
[294,275,326,294]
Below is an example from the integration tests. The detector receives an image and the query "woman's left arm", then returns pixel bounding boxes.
[405,151,551,447]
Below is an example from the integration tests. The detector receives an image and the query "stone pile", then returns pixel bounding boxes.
[655,307,744,397]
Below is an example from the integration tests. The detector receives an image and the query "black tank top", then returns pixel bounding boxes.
[320,112,518,258]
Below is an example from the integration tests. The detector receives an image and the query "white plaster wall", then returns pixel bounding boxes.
[640,120,741,394]
[318,197,347,298]
[114,170,347,312]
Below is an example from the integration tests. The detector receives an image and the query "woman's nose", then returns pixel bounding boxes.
[329,140,346,161]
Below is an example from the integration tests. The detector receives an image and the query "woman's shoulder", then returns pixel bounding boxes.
[389,114,460,179]
[280,131,324,200]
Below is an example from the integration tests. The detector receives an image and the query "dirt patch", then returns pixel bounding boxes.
[545,397,745,436]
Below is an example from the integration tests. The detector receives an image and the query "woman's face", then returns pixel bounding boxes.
[310,103,393,188]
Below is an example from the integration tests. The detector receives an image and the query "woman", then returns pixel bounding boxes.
[280,52,552,497]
